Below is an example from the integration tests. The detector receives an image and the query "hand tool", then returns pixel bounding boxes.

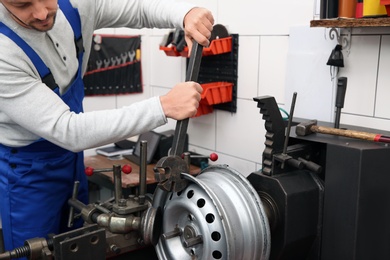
[210,24,229,40]
[103,58,110,68]
[128,50,135,62]
[110,57,117,66]
[120,52,128,63]
[296,119,390,144]
[334,77,347,128]
[96,60,102,69]
[169,42,203,156]
[154,41,204,192]
[154,24,229,192]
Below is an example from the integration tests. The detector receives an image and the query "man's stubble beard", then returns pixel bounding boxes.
[30,12,57,32]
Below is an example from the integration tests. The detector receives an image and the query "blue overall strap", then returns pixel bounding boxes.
[58,0,84,57]
[0,22,57,89]
[0,0,83,90]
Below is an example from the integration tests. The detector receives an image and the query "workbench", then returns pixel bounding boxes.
[85,154,201,200]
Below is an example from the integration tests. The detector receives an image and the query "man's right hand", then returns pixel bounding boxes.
[160,81,203,120]
[183,7,214,53]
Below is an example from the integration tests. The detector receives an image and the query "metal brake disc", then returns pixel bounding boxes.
[153,164,271,260]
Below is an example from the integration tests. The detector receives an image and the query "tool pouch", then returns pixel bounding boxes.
[83,35,142,96]
[326,44,344,67]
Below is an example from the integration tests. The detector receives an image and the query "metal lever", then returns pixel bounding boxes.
[169,42,204,156]
[139,140,147,204]
[67,181,80,228]
[281,92,302,169]
[113,165,122,204]
[273,92,303,171]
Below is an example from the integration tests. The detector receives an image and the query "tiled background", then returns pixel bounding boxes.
[84,0,390,177]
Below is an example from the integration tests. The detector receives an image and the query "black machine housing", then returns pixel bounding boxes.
[249,96,390,260]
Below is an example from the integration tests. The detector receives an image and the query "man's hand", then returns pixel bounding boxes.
[160,81,203,120]
[183,7,214,53]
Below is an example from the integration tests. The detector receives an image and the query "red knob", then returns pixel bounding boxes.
[209,153,218,161]
[122,164,132,174]
[85,167,94,176]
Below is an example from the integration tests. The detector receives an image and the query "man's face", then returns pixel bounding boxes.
[1,0,58,32]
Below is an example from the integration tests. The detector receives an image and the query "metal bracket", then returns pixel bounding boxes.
[328,27,352,56]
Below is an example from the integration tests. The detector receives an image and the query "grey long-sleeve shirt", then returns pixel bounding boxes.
[0,0,194,152]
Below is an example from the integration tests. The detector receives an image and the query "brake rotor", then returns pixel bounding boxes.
[153,165,270,260]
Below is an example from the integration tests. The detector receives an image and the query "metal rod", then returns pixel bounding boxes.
[68,198,87,212]
[113,165,122,204]
[161,227,182,240]
[334,108,341,129]
[139,140,147,204]
[90,168,112,173]
[94,204,111,214]
[283,92,298,154]
[280,92,298,170]
[183,152,191,169]
[67,181,80,228]
[183,235,203,247]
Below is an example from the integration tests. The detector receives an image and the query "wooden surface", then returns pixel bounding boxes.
[310,17,390,28]
[84,154,201,188]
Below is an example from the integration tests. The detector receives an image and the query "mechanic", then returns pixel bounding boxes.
[0,0,214,252]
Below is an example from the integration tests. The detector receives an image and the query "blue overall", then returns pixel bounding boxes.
[0,0,88,251]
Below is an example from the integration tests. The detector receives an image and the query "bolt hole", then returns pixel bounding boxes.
[212,250,222,259]
[188,214,194,221]
[190,249,195,256]
[211,231,221,241]
[177,190,183,196]
[205,213,215,223]
[69,242,79,252]
[187,190,194,199]
[90,235,99,245]
[197,198,205,208]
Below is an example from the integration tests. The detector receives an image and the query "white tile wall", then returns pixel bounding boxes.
[284,25,337,122]
[237,36,260,100]
[84,0,390,176]
[339,35,380,117]
[258,35,289,102]
[215,98,266,164]
[188,114,217,151]
[375,35,390,118]
[218,0,314,35]
[150,36,185,88]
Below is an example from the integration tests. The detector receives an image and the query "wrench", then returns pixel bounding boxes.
[115,56,122,65]
[154,41,204,193]
[103,58,110,68]
[169,42,203,156]
[111,57,117,66]
[121,52,128,63]
[96,60,103,69]
[128,50,136,62]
